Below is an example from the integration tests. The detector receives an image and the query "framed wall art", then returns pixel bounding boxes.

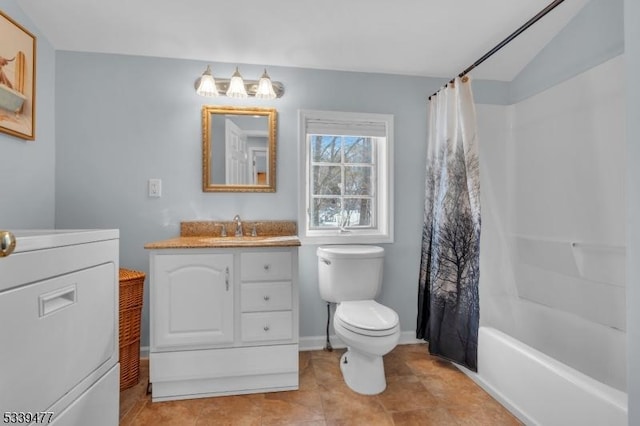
[0,10,36,140]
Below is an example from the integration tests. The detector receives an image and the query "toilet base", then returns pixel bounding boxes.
[339,348,387,395]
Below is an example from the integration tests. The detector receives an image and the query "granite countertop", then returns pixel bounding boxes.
[144,220,300,249]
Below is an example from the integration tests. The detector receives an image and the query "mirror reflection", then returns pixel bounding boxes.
[202,106,276,192]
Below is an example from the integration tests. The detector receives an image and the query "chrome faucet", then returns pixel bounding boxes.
[233,215,243,237]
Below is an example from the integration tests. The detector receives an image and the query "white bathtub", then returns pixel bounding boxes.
[467,327,627,426]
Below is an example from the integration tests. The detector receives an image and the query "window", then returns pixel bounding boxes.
[299,110,393,244]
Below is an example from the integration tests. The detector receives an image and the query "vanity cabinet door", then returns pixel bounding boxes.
[152,253,234,350]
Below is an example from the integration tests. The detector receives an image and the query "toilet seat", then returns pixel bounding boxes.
[336,300,399,337]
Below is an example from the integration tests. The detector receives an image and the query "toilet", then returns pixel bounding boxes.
[317,245,400,395]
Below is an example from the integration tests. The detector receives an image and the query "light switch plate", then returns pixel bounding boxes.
[148,178,162,197]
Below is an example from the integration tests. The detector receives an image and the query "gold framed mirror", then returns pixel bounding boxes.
[202,106,277,192]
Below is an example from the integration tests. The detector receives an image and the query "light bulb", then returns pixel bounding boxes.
[255,69,277,99]
[226,67,248,99]
[196,65,218,97]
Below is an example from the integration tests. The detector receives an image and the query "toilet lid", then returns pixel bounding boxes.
[336,300,399,336]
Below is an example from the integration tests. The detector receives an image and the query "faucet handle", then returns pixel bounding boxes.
[220,224,227,237]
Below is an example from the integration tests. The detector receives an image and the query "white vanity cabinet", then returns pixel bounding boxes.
[148,246,299,402]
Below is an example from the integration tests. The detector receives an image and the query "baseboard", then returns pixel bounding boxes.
[141,331,423,356]
[299,331,424,351]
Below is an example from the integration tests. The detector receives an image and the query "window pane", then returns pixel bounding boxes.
[312,165,341,195]
[311,198,341,227]
[311,135,341,163]
[344,136,372,163]
[343,198,372,227]
[344,166,373,195]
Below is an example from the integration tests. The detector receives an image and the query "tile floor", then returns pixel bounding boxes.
[119,344,522,425]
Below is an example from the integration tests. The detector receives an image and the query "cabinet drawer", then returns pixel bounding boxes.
[241,281,292,312]
[0,264,116,412]
[50,365,119,426]
[241,252,292,281]
[241,311,293,342]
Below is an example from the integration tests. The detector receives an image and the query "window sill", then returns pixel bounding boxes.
[299,231,393,245]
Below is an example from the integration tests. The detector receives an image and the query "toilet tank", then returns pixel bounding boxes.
[317,245,384,303]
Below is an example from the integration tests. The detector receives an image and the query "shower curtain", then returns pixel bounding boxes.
[417,76,481,371]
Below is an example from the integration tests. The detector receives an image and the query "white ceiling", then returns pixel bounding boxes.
[17,0,588,81]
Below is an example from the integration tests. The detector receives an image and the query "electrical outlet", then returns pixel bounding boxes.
[148,179,162,198]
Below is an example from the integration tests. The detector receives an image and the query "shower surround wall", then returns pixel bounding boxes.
[477,55,626,423]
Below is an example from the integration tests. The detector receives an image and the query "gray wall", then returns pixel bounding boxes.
[56,53,508,346]
[625,0,640,421]
[0,1,56,228]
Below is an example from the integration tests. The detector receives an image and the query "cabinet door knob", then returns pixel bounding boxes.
[263,295,270,301]
[263,325,270,332]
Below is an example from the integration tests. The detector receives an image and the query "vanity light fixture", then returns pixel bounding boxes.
[195,65,285,99]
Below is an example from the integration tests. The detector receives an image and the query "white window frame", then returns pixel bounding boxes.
[298,110,394,244]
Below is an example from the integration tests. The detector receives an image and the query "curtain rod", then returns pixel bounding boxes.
[428,0,566,100]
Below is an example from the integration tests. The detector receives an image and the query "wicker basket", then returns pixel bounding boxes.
[119,268,145,391]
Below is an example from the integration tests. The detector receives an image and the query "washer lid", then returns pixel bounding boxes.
[336,300,398,331]
[317,245,384,259]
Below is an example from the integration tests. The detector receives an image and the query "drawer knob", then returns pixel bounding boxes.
[263,264,271,271]
[263,295,271,301]
[263,325,270,332]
